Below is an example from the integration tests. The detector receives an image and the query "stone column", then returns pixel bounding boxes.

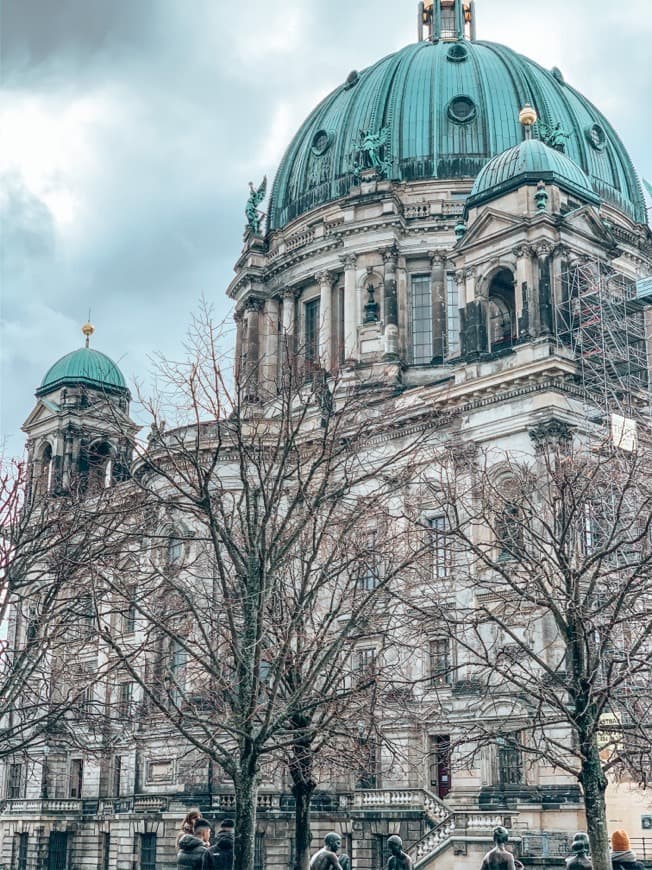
[244,297,264,400]
[234,309,244,383]
[383,245,399,359]
[261,296,280,398]
[280,288,297,377]
[513,243,535,338]
[430,252,446,362]
[341,254,358,362]
[533,241,556,337]
[317,271,333,372]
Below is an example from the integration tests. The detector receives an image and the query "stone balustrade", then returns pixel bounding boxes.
[2,799,82,815]
[212,792,280,811]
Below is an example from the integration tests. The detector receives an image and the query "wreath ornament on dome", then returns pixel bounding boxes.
[351,126,392,181]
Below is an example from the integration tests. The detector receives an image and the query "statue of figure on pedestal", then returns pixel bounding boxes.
[310,833,341,870]
[480,827,523,870]
[566,832,592,869]
[387,836,412,870]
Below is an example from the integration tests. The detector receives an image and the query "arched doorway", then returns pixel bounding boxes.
[487,269,516,351]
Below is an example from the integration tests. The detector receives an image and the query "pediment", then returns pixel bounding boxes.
[561,205,616,247]
[21,399,60,432]
[456,208,524,250]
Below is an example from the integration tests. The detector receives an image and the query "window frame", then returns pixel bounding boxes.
[428,636,452,687]
[410,273,433,365]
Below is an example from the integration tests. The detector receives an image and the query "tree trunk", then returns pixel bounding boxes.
[234,766,259,870]
[292,778,316,870]
[580,738,610,870]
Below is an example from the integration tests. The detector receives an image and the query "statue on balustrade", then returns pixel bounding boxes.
[566,833,592,869]
[387,835,413,870]
[310,833,341,870]
[480,826,524,870]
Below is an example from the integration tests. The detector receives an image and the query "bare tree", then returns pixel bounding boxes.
[0,457,127,764]
[417,424,652,870]
[93,309,427,870]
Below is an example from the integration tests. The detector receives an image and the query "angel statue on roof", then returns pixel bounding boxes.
[246,176,267,235]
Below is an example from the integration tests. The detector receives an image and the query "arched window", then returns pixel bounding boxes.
[37,443,53,496]
[487,268,516,351]
[86,441,113,493]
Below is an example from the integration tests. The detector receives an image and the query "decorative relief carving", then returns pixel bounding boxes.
[512,244,534,259]
[340,253,358,270]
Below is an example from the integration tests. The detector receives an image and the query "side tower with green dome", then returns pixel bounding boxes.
[22,324,138,497]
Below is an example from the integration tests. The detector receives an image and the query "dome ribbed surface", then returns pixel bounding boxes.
[37,347,128,396]
[469,138,599,205]
[268,40,645,229]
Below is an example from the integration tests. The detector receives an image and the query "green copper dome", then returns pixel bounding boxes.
[37,347,128,397]
[268,39,645,229]
[468,137,600,207]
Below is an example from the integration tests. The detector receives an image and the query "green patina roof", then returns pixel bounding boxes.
[269,39,645,229]
[37,347,128,396]
[468,137,600,207]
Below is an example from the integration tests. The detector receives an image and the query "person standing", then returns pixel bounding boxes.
[611,831,645,870]
[203,818,235,870]
[178,818,212,869]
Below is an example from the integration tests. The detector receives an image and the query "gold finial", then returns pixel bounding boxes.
[519,103,538,127]
[82,321,95,348]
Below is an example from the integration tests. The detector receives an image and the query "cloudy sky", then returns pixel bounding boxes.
[1,0,651,451]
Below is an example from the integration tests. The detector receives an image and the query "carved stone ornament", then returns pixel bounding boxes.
[512,244,534,259]
[316,270,334,287]
[340,253,358,270]
[430,250,447,266]
[529,419,574,451]
[245,297,265,312]
[533,240,555,258]
[382,244,400,265]
[454,269,466,285]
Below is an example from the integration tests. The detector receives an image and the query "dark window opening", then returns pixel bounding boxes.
[411,275,433,364]
[429,638,452,687]
[429,734,452,798]
[498,734,524,785]
[139,833,157,870]
[47,831,69,870]
[69,759,83,799]
[305,298,321,373]
[430,514,452,578]
[496,502,524,561]
[488,269,516,351]
[8,763,24,799]
[85,441,113,493]
[254,832,265,870]
[14,832,28,870]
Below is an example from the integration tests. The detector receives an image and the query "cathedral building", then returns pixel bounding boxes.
[2,2,651,869]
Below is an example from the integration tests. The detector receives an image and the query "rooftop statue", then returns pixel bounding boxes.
[352,127,392,179]
[246,176,267,235]
[537,120,572,153]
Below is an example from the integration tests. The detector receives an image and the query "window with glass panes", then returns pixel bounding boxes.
[118,681,133,716]
[429,638,451,686]
[360,529,380,590]
[305,298,320,368]
[410,275,432,364]
[14,833,28,870]
[254,832,265,870]
[354,647,376,676]
[8,762,23,798]
[430,515,452,577]
[140,833,157,870]
[498,733,523,785]
[446,273,460,356]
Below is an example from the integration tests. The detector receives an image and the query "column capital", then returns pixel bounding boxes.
[454,269,466,285]
[340,253,357,270]
[382,243,400,265]
[428,249,447,266]
[316,270,335,287]
[234,308,245,323]
[512,243,535,259]
[245,296,265,312]
[531,240,554,258]
[282,286,300,300]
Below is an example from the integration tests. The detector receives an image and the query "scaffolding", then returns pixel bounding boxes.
[554,260,652,429]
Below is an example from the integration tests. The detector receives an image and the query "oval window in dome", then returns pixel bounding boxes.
[585,124,606,151]
[447,96,477,124]
[311,129,332,156]
[447,43,468,63]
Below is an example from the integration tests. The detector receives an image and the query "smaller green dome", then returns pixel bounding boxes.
[468,138,600,208]
[37,347,128,396]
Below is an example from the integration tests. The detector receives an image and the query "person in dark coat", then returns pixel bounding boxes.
[611,831,645,870]
[203,819,234,870]
[178,819,212,869]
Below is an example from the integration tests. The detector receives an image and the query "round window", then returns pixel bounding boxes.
[447,43,468,63]
[585,124,606,151]
[447,96,477,124]
[311,129,332,156]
